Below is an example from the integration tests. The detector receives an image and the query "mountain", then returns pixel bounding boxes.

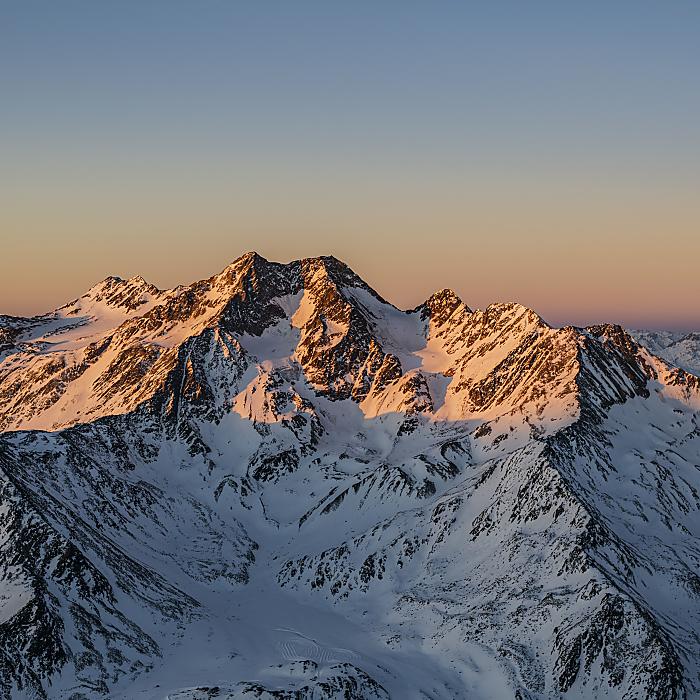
[632,330,700,376]
[1,252,699,700]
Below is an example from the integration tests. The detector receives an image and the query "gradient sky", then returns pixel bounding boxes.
[1,1,699,329]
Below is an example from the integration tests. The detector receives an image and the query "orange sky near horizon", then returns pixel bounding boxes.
[1,2,698,331]
[2,169,698,331]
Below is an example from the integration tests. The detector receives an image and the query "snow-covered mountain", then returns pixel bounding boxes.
[1,252,699,700]
[632,330,700,376]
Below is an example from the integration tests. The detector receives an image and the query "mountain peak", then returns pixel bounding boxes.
[484,301,549,328]
[236,250,267,265]
[90,274,124,290]
[86,273,156,293]
[425,288,467,310]
[220,250,269,275]
[299,255,389,304]
[415,288,470,325]
[61,274,160,313]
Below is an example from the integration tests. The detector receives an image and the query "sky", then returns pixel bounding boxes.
[1,1,698,330]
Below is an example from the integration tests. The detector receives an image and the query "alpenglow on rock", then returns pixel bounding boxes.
[1,252,699,699]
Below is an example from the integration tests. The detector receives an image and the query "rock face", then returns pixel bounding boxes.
[1,252,699,699]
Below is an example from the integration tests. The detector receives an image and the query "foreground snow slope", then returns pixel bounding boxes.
[1,253,699,699]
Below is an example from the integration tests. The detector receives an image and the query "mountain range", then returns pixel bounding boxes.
[1,252,699,699]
